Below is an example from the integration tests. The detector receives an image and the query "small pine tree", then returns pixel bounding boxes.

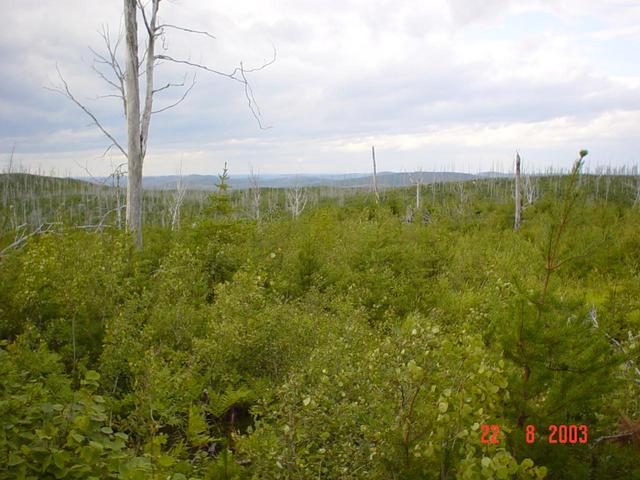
[207,162,233,217]
[492,150,620,475]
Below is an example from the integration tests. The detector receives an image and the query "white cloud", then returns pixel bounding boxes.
[1,0,639,174]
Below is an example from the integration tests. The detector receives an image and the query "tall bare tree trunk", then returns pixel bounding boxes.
[372,145,380,204]
[124,0,143,247]
[514,151,522,231]
[140,0,158,160]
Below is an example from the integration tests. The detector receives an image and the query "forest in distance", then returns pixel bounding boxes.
[1,156,640,479]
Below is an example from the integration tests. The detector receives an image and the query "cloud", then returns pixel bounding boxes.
[447,0,512,25]
[0,0,639,175]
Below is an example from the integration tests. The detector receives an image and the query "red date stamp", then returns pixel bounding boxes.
[481,424,588,445]
[480,424,501,444]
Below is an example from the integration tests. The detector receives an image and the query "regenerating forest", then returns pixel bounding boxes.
[1,160,640,479]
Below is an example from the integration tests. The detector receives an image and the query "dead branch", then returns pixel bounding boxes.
[89,25,127,113]
[152,74,188,94]
[152,74,197,114]
[286,183,308,219]
[137,0,154,36]
[170,165,187,231]
[239,61,268,129]
[74,159,110,186]
[158,24,217,41]
[155,45,276,129]
[96,204,127,231]
[6,144,15,174]
[46,66,127,158]
[590,306,640,385]
[140,0,160,159]
[0,223,59,257]
[592,416,640,449]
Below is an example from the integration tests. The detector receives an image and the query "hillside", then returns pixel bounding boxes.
[78,171,497,191]
[0,172,100,193]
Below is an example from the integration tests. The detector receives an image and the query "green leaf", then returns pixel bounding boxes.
[85,370,100,382]
[496,466,509,479]
[536,466,548,479]
[8,452,24,466]
[521,458,534,469]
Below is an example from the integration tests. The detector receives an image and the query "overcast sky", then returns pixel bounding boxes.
[1,0,639,175]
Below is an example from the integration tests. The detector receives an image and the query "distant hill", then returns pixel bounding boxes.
[0,171,511,196]
[332,171,476,188]
[78,171,504,191]
[140,173,367,190]
[0,173,105,193]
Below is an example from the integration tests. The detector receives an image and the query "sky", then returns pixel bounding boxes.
[1,0,639,176]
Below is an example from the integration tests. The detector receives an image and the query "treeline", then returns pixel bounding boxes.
[2,168,640,239]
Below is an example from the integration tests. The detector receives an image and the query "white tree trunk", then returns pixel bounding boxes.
[514,151,522,231]
[124,0,143,247]
[372,145,380,204]
[140,0,159,159]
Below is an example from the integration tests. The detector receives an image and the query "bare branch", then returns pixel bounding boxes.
[155,45,276,81]
[140,0,161,159]
[74,159,110,185]
[93,93,126,101]
[6,144,15,174]
[155,45,276,129]
[242,45,278,73]
[97,25,125,80]
[240,61,269,129]
[152,74,196,114]
[591,306,640,385]
[46,66,127,158]
[139,44,149,70]
[592,431,638,446]
[137,0,154,36]
[158,24,217,41]
[101,143,115,158]
[88,25,127,114]
[95,205,127,231]
[152,74,187,94]
[0,223,59,257]
[155,54,245,80]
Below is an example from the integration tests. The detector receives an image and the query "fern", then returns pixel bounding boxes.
[206,385,256,419]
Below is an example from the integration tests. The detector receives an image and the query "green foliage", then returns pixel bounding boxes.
[0,231,132,370]
[0,339,148,479]
[2,170,640,478]
[239,313,548,479]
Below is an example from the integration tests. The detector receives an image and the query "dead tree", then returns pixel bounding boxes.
[524,174,538,206]
[409,168,423,210]
[285,182,308,219]
[371,145,380,204]
[49,0,275,247]
[5,144,15,175]
[249,167,261,221]
[170,164,186,230]
[514,151,522,231]
[111,163,127,229]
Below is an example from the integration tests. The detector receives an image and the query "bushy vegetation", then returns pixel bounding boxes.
[1,169,640,478]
